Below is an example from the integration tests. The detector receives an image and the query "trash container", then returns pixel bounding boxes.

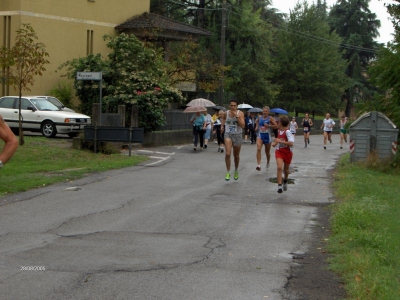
[349,111,398,162]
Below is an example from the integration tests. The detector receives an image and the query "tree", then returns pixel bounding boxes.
[273,2,348,114]
[59,54,109,116]
[361,1,400,127]
[0,23,49,145]
[104,34,184,131]
[329,0,381,117]
[225,0,279,106]
[385,0,400,43]
[60,34,185,132]
[363,46,400,127]
[166,39,227,95]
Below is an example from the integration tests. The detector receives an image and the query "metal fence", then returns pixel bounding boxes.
[158,110,193,131]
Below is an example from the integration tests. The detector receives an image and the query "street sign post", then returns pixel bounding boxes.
[77,72,103,125]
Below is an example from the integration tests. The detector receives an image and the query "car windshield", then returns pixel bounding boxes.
[46,97,62,108]
[30,98,60,111]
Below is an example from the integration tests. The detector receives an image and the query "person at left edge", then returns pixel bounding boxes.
[0,114,18,169]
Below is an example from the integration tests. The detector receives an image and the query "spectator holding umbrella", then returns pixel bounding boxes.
[187,107,206,151]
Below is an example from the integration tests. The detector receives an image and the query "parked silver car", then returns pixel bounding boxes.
[0,96,91,138]
[30,95,75,112]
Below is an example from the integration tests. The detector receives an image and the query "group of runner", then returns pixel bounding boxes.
[217,99,294,193]
[192,99,349,193]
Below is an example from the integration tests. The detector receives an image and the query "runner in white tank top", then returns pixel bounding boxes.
[221,100,245,181]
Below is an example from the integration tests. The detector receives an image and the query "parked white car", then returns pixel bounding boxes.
[0,96,91,138]
[30,95,75,112]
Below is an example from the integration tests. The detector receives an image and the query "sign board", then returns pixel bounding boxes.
[176,82,196,92]
[77,72,102,80]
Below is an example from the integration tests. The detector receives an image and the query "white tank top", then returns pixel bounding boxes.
[225,110,243,135]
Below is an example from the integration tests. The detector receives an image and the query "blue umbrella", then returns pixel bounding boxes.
[270,108,288,115]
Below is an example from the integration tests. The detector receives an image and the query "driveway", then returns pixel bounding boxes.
[0,133,346,300]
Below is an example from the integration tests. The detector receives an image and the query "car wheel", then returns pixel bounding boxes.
[67,132,79,138]
[41,121,57,138]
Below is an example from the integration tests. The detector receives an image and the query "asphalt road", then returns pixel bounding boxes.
[0,133,345,300]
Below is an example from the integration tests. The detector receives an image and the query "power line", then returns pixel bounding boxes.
[163,1,379,53]
[228,6,378,53]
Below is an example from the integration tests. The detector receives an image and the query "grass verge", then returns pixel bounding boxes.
[0,136,148,197]
[329,153,400,299]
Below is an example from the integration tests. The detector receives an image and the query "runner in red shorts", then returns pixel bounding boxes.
[272,115,295,193]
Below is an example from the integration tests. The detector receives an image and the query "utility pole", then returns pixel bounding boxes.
[218,0,227,105]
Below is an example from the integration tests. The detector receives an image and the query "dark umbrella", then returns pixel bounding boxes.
[270,108,288,115]
[248,107,263,113]
[211,105,227,111]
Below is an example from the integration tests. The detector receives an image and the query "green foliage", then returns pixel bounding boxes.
[273,2,348,114]
[0,23,50,92]
[364,45,400,129]
[225,0,279,106]
[329,0,381,115]
[58,53,109,116]
[104,33,184,131]
[47,81,74,109]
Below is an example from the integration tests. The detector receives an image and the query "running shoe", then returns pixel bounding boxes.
[218,147,221,152]
[221,147,224,153]
[214,140,217,144]
[277,185,283,193]
[204,144,208,149]
[234,171,239,180]
[225,172,230,181]
[324,146,326,150]
[265,164,270,173]
[256,165,261,171]
[283,180,288,191]
[194,147,197,151]
[340,146,343,149]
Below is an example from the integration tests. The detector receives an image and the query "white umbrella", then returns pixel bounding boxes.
[187,98,216,107]
[238,103,253,109]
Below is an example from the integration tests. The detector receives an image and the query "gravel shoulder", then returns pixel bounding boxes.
[284,202,347,300]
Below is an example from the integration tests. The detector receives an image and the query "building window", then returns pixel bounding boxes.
[2,16,11,96]
[86,30,94,55]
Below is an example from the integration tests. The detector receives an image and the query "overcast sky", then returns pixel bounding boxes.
[271,0,396,44]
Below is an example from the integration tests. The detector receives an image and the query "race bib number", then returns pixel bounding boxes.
[260,125,269,133]
[227,125,237,133]
[304,127,309,131]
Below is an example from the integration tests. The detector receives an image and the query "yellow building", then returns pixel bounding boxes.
[0,0,150,97]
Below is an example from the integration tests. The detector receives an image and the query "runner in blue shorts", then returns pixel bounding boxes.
[254,106,278,172]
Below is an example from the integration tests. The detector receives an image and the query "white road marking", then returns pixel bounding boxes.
[137,150,175,155]
[137,148,179,166]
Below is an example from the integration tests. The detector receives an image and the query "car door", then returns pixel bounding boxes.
[0,97,19,129]
[18,98,41,131]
